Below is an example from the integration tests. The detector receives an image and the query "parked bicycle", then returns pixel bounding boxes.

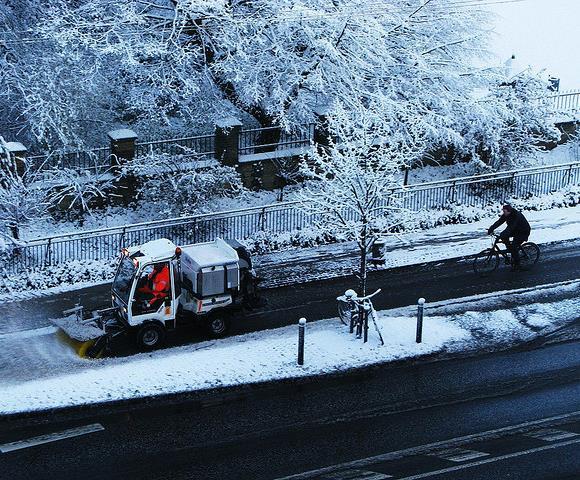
[337,289,384,344]
[473,234,540,276]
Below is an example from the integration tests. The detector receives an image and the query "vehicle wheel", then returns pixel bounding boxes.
[519,242,540,269]
[136,323,166,350]
[473,249,499,276]
[206,315,230,338]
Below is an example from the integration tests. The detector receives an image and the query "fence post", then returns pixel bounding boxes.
[192,218,198,244]
[108,129,138,205]
[297,317,306,365]
[45,238,52,266]
[313,105,331,153]
[108,128,138,168]
[416,297,425,343]
[260,206,267,231]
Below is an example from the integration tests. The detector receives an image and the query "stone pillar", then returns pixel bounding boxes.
[107,128,138,168]
[215,117,242,167]
[5,142,27,177]
[108,128,138,205]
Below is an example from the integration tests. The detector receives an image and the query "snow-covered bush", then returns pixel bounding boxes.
[121,153,244,216]
[0,259,117,294]
[47,168,114,222]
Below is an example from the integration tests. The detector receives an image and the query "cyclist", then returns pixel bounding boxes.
[487,204,531,271]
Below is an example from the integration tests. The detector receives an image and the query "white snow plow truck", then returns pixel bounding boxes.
[52,238,261,358]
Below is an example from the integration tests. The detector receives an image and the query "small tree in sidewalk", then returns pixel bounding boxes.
[299,108,418,295]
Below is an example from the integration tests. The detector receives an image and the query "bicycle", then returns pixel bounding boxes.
[473,234,540,276]
[337,289,384,344]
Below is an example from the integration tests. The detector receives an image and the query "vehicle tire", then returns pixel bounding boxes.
[205,315,230,338]
[519,242,540,269]
[136,322,166,350]
[473,249,499,276]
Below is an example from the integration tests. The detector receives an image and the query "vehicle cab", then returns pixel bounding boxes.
[111,238,180,329]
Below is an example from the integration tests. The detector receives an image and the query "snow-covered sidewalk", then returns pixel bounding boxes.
[0,280,578,415]
[259,205,580,287]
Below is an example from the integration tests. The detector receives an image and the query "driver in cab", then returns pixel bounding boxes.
[135,263,171,313]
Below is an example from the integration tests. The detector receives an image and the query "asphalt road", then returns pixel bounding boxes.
[1,335,579,480]
[2,238,580,337]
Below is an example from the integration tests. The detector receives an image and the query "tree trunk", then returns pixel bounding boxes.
[359,223,368,296]
[359,245,367,297]
[9,223,19,241]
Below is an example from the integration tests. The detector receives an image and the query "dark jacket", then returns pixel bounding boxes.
[489,208,531,238]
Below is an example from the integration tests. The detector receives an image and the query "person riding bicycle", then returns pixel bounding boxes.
[487,204,531,271]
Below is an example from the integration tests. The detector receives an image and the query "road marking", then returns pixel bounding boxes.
[274,410,580,479]
[0,423,104,453]
[396,437,580,480]
[525,428,579,442]
[430,447,489,463]
[322,470,392,480]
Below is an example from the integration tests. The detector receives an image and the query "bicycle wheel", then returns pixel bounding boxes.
[519,242,540,269]
[473,249,499,275]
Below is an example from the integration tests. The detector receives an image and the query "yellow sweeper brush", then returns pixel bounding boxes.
[51,306,109,358]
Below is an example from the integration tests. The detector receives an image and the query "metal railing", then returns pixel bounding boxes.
[239,124,315,155]
[27,146,113,174]
[2,161,578,275]
[135,133,215,158]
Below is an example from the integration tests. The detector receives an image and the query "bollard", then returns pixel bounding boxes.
[416,298,425,343]
[297,317,306,365]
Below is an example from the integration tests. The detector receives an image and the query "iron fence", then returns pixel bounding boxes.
[135,133,215,158]
[2,161,579,275]
[27,146,113,175]
[239,124,315,155]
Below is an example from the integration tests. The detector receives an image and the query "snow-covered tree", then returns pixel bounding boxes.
[26,0,497,148]
[0,137,49,240]
[272,157,302,201]
[299,106,418,295]
[459,73,561,171]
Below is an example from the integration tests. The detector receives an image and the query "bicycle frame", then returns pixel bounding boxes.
[489,235,513,262]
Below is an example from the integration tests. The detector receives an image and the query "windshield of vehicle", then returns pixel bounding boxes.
[112,256,137,304]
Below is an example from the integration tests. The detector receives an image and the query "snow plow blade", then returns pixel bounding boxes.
[51,307,108,359]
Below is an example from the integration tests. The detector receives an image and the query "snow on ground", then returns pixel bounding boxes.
[0,280,577,415]
[521,141,579,166]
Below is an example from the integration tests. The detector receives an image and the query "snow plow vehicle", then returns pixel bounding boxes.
[53,238,261,358]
